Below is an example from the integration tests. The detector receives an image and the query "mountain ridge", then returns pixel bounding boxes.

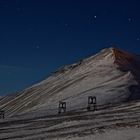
[51,47,132,76]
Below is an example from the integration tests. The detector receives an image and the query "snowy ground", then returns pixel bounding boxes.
[0,101,140,140]
[57,128,140,140]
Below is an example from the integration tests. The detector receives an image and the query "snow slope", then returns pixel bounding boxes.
[0,47,140,140]
[0,47,140,117]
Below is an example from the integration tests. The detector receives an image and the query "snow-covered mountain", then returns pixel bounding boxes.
[0,47,140,117]
[0,47,140,140]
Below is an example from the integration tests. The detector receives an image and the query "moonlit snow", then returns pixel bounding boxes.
[0,47,140,140]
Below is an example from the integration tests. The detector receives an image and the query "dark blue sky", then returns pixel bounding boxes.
[0,0,140,95]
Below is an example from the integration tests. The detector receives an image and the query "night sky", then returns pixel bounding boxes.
[0,0,140,95]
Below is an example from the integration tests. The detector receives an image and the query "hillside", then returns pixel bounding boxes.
[0,101,140,140]
[0,47,140,117]
[0,47,140,140]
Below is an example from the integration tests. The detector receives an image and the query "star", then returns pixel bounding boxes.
[36,45,40,49]
[94,15,97,19]
[64,23,69,27]
[136,38,140,41]
[128,18,132,22]
[89,15,97,24]
[17,7,21,12]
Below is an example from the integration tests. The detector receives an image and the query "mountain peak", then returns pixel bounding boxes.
[95,47,135,66]
[110,47,134,65]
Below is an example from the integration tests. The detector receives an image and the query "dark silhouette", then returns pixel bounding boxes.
[58,101,66,114]
[0,110,5,119]
[87,96,97,111]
